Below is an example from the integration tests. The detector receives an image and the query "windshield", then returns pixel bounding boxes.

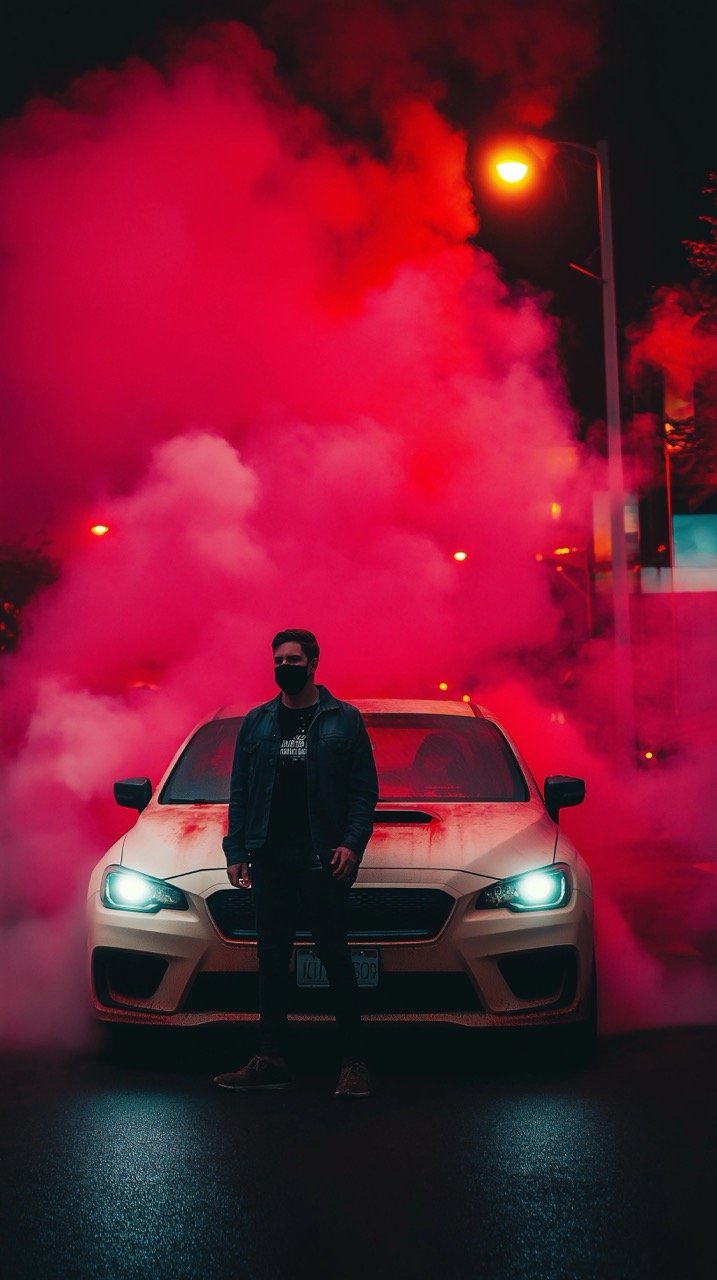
[363,714,527,801]
[160,713,529,804]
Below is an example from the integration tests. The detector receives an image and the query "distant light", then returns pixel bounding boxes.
[438,682,449,692]
[90,524,110,537]
[555,565,564,573]
[535,553,544,562]
[553,546,571,556]
[550,502,562,520]
[496,160,529,184]
[453,550,468,562]
[462,694,471,703]
[657,544,667,553]
[643,750,654,760]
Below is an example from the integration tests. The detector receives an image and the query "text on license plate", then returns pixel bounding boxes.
[297,949,379,988]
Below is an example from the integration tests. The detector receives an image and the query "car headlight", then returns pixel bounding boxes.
[101,865,188,913]
[475,866,570,912]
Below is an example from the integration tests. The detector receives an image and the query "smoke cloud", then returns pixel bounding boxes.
[262,0,600,130]
[1,7,715,1050]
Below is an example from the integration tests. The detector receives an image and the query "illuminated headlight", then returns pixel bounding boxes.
[101,865,188,913]
[475,866,570,912]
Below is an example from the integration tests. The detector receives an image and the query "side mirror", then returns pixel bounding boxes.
[543,775,585,824]
[114,777,153,812]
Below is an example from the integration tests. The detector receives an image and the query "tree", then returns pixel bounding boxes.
[683,172,717,290]
[627,174,717,519]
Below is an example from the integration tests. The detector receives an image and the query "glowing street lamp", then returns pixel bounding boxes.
[493,137,636,756]
[496,160,529,184]
[486,140,538,194]
[90,524,110,537]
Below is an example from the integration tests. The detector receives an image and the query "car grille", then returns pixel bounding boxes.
[182,972,482,1014]
[206,888,455,942]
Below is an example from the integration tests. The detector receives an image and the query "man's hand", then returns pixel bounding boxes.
[329,846,359,882]
[227,861,251,889]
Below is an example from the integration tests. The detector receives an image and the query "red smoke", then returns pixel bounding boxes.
[1,9,715,1049]
[628,286,717,387]
[263,0,600,130]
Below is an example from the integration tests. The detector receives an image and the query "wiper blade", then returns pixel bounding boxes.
[161,796,224,805]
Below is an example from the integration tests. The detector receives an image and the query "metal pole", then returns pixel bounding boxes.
[663,440,680,716]
[596,140,636,757]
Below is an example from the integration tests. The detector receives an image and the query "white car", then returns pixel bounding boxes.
[86,699,595,1049]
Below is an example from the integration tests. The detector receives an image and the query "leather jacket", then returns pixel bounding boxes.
[222,685,378,867]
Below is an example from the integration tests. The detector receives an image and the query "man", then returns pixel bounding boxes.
[213,628,378,1098]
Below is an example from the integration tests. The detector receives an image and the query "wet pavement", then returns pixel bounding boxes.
[0,1023,714,1280]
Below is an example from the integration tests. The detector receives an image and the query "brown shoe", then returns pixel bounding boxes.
[213,1054,292,1091]
[334,1059,371,1098]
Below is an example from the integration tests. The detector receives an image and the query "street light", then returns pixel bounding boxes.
[495,160,529,184]
[493,138,636,757]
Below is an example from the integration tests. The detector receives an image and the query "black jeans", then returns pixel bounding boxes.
[250,847,364,1062]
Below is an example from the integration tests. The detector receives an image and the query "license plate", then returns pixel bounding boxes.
[297,949,379,988]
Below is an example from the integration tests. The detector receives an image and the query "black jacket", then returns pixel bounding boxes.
[222,685,378,867]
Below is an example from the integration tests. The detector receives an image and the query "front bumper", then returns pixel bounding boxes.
[86,866,594,1029]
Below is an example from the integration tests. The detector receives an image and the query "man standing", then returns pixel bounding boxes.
[213,629,378,1098]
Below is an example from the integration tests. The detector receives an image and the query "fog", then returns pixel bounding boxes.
[1,5,715,1049]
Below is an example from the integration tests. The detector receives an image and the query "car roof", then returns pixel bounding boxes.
[212,698,483,719]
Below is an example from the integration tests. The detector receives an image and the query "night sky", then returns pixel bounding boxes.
[2,0,714,425]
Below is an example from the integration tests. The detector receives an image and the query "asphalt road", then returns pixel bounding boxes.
[0,1024,714,1280]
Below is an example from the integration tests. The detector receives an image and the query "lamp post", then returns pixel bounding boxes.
[494,137,636,757]
[591,139,635,757]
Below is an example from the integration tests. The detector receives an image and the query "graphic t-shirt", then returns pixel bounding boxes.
[266,699,320,857]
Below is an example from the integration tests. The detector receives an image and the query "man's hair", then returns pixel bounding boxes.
[271,628,320,664]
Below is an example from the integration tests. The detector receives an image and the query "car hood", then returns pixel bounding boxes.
[120,801,557,882]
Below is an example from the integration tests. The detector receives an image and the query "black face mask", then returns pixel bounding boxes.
[274,662,311,695]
